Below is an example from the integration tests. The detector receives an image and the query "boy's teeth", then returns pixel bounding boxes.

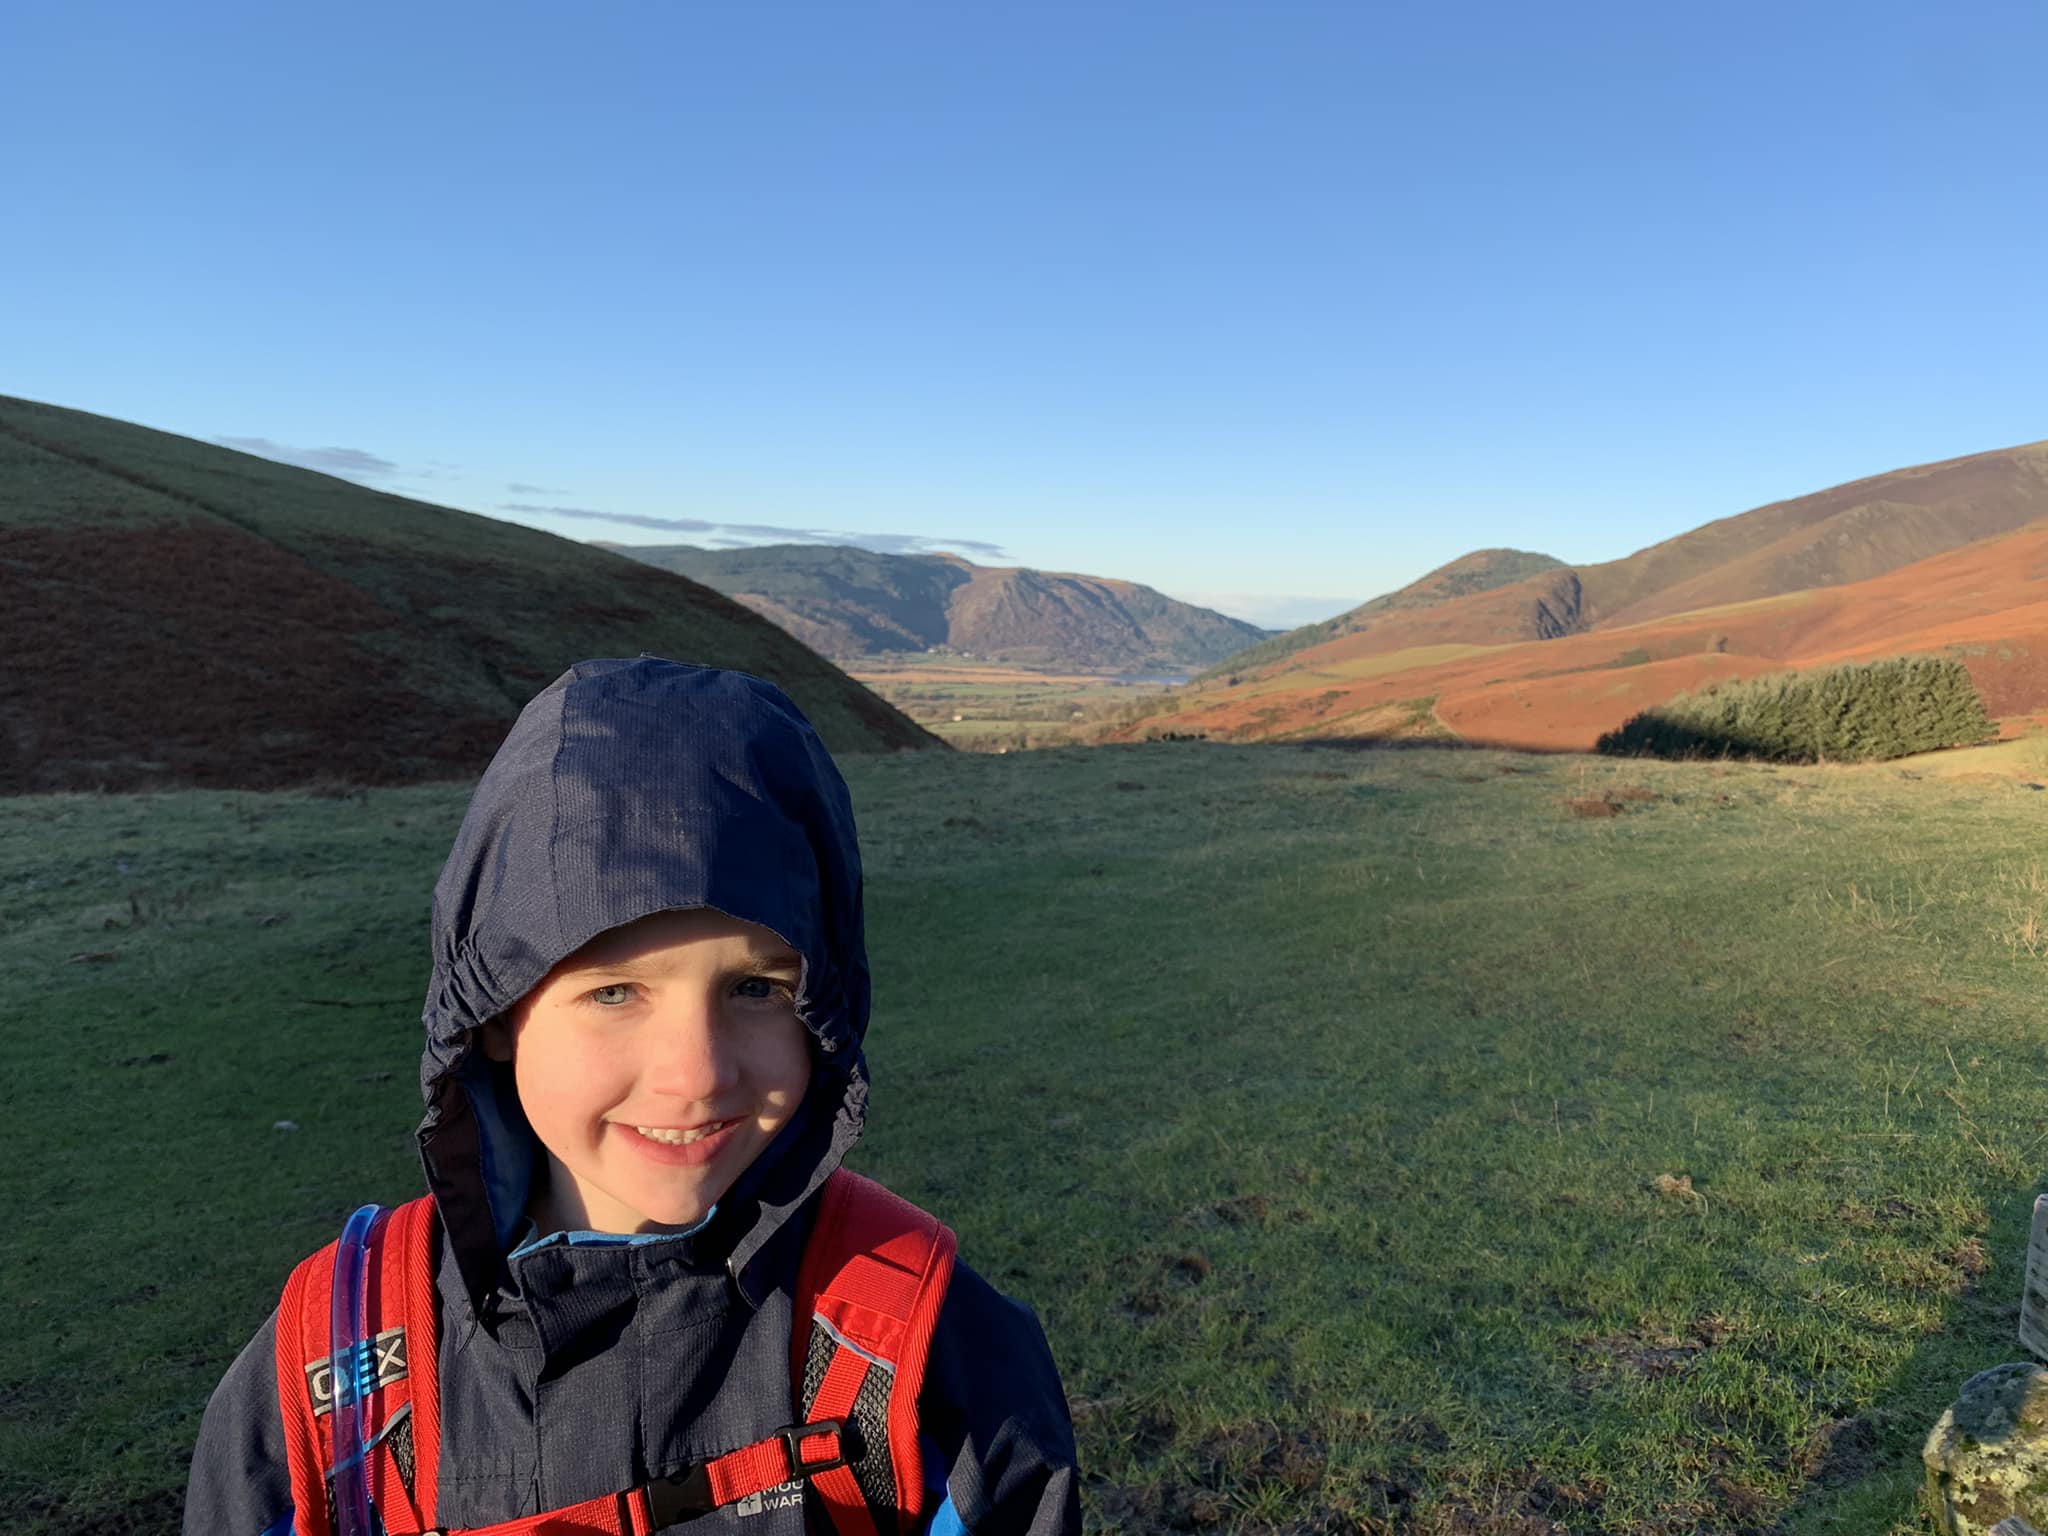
[633,1120,734,1146]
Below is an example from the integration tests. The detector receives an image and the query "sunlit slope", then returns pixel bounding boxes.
[1118,440,2048,747]
[1596,443,2048,627]
[1198,547,1564,679]
[1267,440,2048,668]
[1115,518,2048,750]
[0,396,940,791]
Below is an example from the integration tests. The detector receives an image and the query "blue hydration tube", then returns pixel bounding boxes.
[329,1203,386,1536]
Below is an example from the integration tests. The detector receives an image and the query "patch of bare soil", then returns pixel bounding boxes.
[1090,1420,1351,1535]
[1564,785,1661,818]
[1418,1478,1597,1536]
[1833,1196,1918,1228]
[1792,1414,1880,1488]
[1573,1315,1737,1393]
[1113,1247,1216,1321]
[1945,1235,1993,1289]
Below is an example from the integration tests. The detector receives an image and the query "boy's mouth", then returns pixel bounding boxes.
[629,1118,742,1146]
[616,1116,746,1170]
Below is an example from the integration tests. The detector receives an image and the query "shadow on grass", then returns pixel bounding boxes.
[1778,1166,2038,1536]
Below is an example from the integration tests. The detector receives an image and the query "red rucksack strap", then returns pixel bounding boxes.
[274,1196,441,1536]
[793,1169,959,1536]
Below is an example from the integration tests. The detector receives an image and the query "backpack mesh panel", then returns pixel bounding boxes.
[390,1411,416,1500]
[800,1324,898,1528]
[322,1411,417,1525]
[801,1326,834,1409]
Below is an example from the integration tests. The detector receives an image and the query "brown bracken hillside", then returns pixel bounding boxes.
[1194,548,1566,680]
[0,396,941,792]
[1120,439,2048,749]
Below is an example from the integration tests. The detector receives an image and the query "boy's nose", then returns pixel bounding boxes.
[644,998,742,1099]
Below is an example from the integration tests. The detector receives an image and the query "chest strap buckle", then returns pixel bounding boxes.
[643,1419,855,1528]
[644,1463,716,1527]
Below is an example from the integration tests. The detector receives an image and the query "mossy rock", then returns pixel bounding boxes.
[1925,1363,2048,1534]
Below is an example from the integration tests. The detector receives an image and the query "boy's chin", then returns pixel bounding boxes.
[631,1165,749,1232]
[633,1194,721,1232]
[544,1161,730,1237]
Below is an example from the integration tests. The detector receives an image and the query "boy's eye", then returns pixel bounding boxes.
[588,984,634,1006]
[735,976,790,1001]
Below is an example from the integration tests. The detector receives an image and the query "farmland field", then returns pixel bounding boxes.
[8,740,2048,1533]
[848,659,1182,750]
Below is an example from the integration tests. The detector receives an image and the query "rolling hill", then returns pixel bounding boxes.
[1193,548,1565,680]
[0,397,941,792]
[1229,440,2048,665]
[1122,439,2048,749]
[608,542,1272,674]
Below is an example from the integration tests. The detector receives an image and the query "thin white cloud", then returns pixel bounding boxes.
[503,503,720,534]
[499,502,1006,560]
[214,437,400,479]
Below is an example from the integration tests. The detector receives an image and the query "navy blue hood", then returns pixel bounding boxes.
[414,657,871,1309]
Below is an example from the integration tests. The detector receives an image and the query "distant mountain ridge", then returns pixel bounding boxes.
[0,396,939,792]
[607,543,1273,673]
[1126,437,2048,750]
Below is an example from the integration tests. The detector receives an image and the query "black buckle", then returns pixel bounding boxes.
[642,1421,855,1530]
[643,1463,715,1527]
[783,1417,851,1477]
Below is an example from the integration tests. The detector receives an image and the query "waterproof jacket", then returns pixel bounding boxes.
[183,658,1080,1536]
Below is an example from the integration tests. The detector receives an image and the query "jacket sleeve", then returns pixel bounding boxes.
[184,1307,297,1536]
[917,1259,1081,1536]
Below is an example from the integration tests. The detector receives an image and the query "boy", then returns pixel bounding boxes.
[184,657,1080,1536]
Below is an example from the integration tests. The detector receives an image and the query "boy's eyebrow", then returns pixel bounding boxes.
[737,950,804,973]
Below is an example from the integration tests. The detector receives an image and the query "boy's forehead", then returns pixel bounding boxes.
[557,906,804,972]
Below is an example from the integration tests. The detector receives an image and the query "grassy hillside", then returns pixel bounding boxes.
[9,746,2048,1533]
[612,541,1271,673]
[0,397,939,792]
[1196,549,1565,681]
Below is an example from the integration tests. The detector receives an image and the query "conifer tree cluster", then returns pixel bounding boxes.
[1596,656,1994,763]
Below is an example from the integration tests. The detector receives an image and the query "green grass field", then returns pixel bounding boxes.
[7,744,2048,1533]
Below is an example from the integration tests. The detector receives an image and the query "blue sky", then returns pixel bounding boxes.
[7,1,2046,630]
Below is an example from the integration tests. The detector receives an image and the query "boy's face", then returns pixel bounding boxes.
[481,907,813,1235]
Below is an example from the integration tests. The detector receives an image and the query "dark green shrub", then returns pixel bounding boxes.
[1597,656,1994,763]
